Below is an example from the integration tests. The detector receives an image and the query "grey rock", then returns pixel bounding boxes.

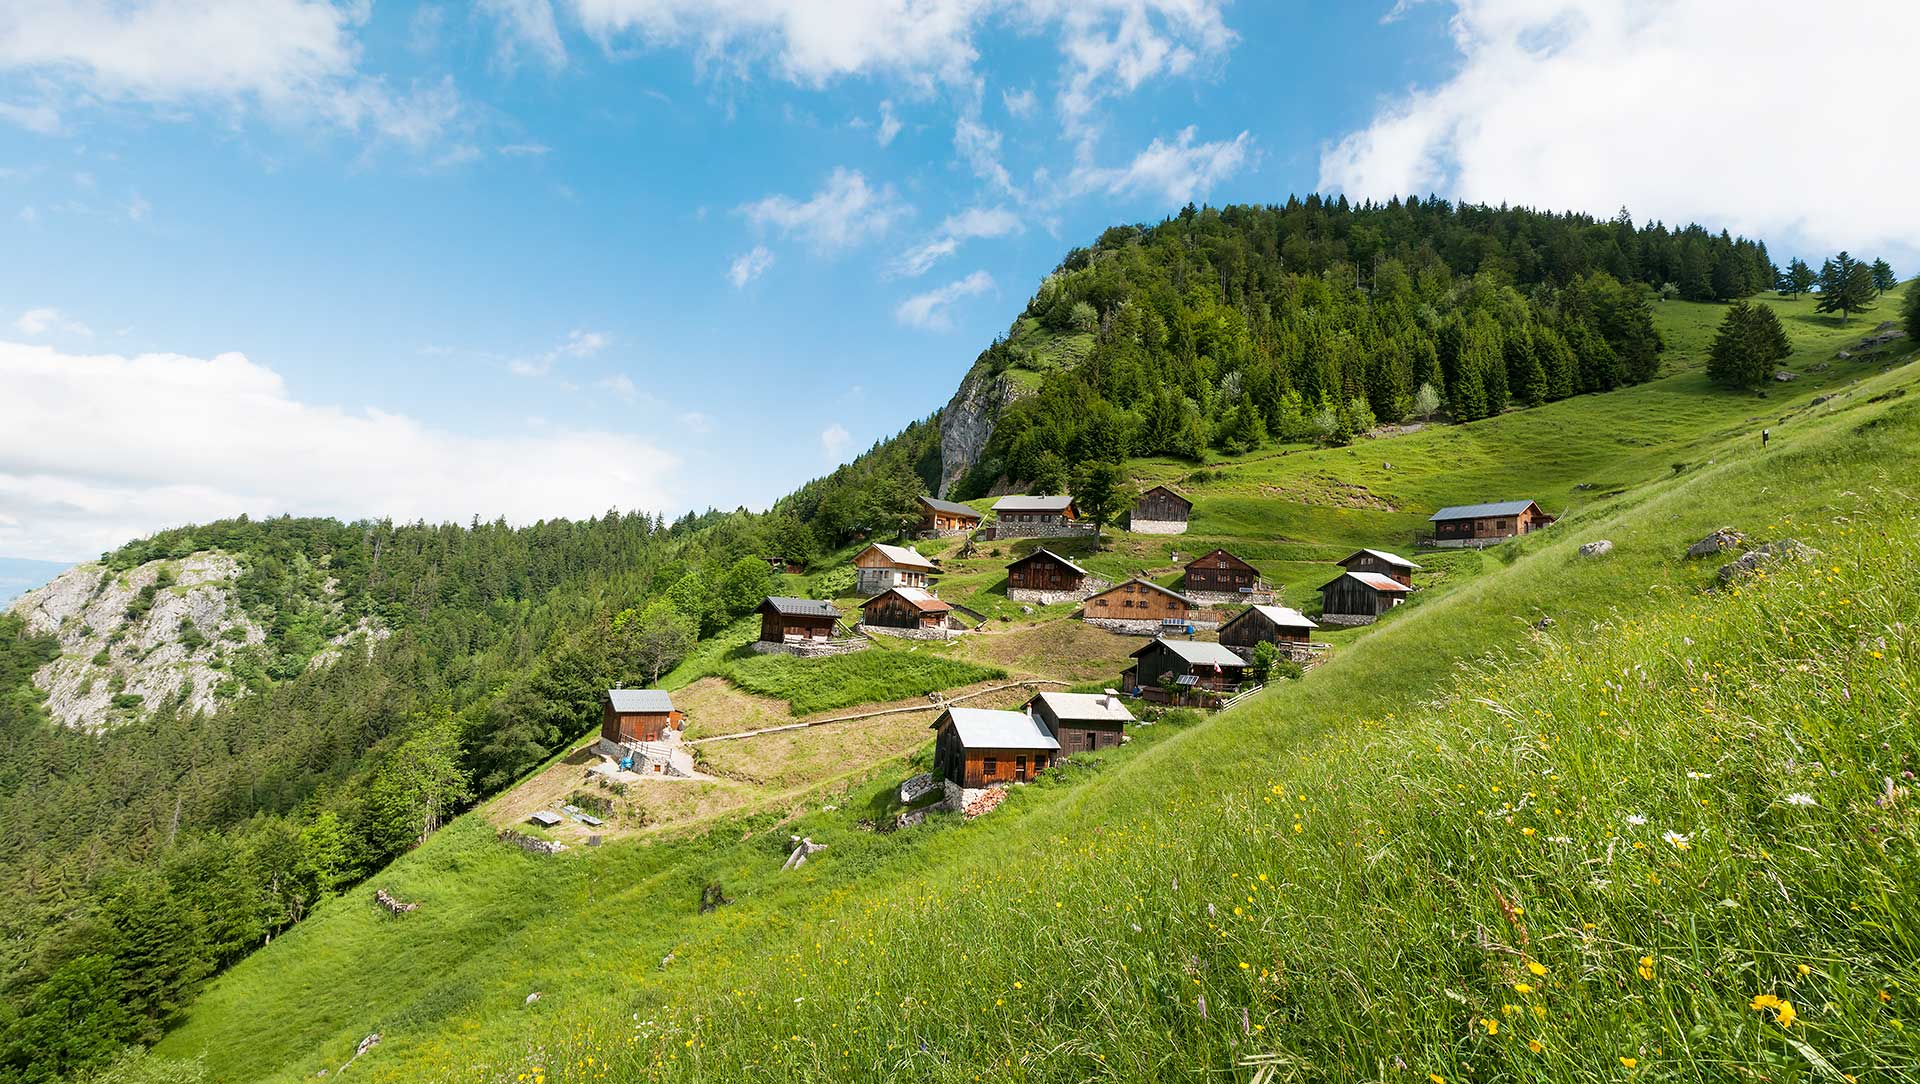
[936,366,1022,497]
[1716,539,1816,584]
[1578,540,1614,558]
[1774,370,1798,382]
[1686,527,1746,559]
[1810,395,1833,406]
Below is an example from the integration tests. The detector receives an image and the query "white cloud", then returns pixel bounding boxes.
[14,308,92,338]
[482,0,569,71]
[892,205,1021,277]
[727,244,776,287]
[497,141,552,156]
[894,269,993,331]
[875,99,902,146]
[679,410,713,433]
[819,422,852,461]
[1039,0,1234,132]
[126,193,151,221]
[1319,1,1920,265]
[1001,85,1037,119]
[1072,125,1252,205]
[953,112,1015,195]
[508,328,610,377]
[0,101,61,133]
[0,340,680,561]
[594,373,638,401]
[740,167,909,254]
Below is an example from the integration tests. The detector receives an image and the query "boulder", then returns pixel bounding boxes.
[1578,540,1614,558]
[1687,527,1746,558]
[1715,539,1817,584]
[1774,370,1798,382]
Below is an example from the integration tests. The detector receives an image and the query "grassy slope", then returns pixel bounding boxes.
[153,292,1920,1081]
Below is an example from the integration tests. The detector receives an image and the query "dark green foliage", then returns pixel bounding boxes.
[1870,258,1898,295]
[1816,251,1877,323]
[1706,302,1793,390]
[1904,283,1920,344]
[1777,257,1816,298]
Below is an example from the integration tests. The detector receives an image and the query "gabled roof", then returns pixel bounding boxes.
[760,596,842,618]
[1136,484,1192,509]
[1323,571,1412,593]
[1028,691,1135,724]
[917,495,981,518]
[1186,547,1258,572]
[1090,577,1194,606]
[606,688,675,713]
[1224,604,1320,631]
[1006,547,1091,577]
[993,494,1076,513]
[862,586,951,613]
[933,707,1061,751]
[1429,500,1542,522]
[1130,637,1246,667]
[860,542,937,570]
[1340,547,1420,570]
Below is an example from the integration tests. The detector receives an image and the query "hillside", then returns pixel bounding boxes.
[127,286,1920,1082]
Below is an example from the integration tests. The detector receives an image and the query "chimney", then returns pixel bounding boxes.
[1103,687,1119,708]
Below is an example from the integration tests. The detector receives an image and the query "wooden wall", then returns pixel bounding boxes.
[1321,575,1396,618]
[1085,581,1189,621]
[1185,550,1260,593]
[1218,610,1311,651]
[1007,552,1085,591]
[602,706,679,744]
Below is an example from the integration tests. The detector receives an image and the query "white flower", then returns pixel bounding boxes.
[1662,830,1691,850]
[1785,792,1816,806]
[1686,770,1712,780]
[1625,814,1648,826]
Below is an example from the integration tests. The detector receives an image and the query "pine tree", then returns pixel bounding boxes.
[1904,280,1920,343]
[1777,257,1816,298]
[1870,258,1898,295]
[1706,301,1791,390]
[1815,251,1876,323]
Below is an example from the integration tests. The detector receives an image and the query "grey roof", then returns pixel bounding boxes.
[761,596,842,618]
[1134,637,1246,667]
[863,542,937,570]
[1094,577,1194,605]
[1137,484,1192,506]
[937,707,1061,751]
[1007,547,1091,577]
[1243,604,1319,630]
[1344,547,1420,570]
[993,494,1075,513]
[1327,571,1412,593]
[606,688,675,713]
[918,495,981,517]
[1029,691,1135,724]
[1429,500,1540,522]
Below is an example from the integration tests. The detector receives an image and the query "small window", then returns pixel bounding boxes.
[984,756,998,776]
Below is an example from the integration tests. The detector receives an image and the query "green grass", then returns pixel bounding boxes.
[708,644,1005,716]
[146,291,1920,1082]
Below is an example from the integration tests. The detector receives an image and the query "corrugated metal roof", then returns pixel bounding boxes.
[938,707,1061,751]
[918,495,981,517]
[864,586,951,612]
[1344,547,1420,569]
[863,542,936,569]
[1135,637,1246,667]
[992,494,1075,513]
[607,688,675,713]
[1429,500,1540,521]
[1030,691,1135,723]
[1137,484,1191,506]
[1006,547,1091,577]
[761,596,842,617]
[1338,571,1412,593]
[1246,604,1319,629]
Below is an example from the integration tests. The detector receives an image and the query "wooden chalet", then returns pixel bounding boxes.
[1184,548,1263,596]
[860,586,952,632]
[1005,547,1097,599]
[1122,637,1248,702]
[1025,690,1134,759]
[931,707,1060,789]
[852,542,937,594]
[757,596,842,644]
[1318,570,1411,625]
[1337,548,1418,586]
[1217,604,1320,657]
[1083,577,1195,629]
[1429,500,1552,546]
[917,495,982,535]
[989,494,1082,538]
[601,688,682,745]
[1128,485,1192,534]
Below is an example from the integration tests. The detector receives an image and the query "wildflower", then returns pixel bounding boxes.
[1797,964,1812,977]
[1662,831,1691,850]
[1785,793,1816,806]
[1514,982,1534,994]
[1776,1001,1798,1029]
[1527,960,1548,977]
[1480,1017,1498,1036]
[1430,1075,1446,1084]
[1879,990,1892,1003]
[1625,814,1647,826]
[1637,956,1656,980]
[1522,826,1537,836]
[1687,771,1712,780]
[1527,1039,1544,1053]
[1751,994,1781,1011]
[1621,1055,1639,1067]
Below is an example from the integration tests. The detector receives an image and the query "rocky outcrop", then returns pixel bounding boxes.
[937,365,1023,497]
[1686,527,1746,558]
[1716,540,1817,584]
[1578,540,1614,558]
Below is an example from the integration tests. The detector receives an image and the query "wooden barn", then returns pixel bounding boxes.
[852,542,937,594]
[859,586,952,632]
[1184,548,1264,596]
[1122,637,1248,702]
[1337,548,1418,585]
[1217,604,1319,655]
[990,495,1084,538]
[1005,548,1103,603]
[758,596,842,644]
[1319,571,1411,625]
[1128,485,1192,534]
[1429,500,1552,547]
[931,707,1060,790]
[917,495,982,536]
[601,688,682,745]
[1083,577,1196,633]
[1025,690,1134,759]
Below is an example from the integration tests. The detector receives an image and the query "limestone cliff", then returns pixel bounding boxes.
[936,364,1022,497]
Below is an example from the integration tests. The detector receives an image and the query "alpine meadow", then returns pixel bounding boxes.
[2,4,1918,1084]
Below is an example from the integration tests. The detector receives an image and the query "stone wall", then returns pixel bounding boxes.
[1318,613,1377,627]
[498,829,568,854]
[751,637,870,658]
[1084,617,1220,636]
[858,623,961,642]
[1128,518,1188,535]
[1008,578,1110,606]
[986,521,1098,541]
[1182,589,1271,607]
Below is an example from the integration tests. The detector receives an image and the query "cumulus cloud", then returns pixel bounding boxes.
[894,269,993,331]
[1319,0,1920,263]
[1072,125,1253,205]
[740,167,909,254]
[508,328,610,377]
[1001,85,1037,119]
[14,307,92,337]
[875,99,902,146]
[953,112,1016,196]
[0,340,679,561]
[892,205,1022,277]
[728,244,776,287]
[481,0,569,71]
[819,422,852,461]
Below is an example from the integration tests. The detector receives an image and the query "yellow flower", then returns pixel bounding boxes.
[1621,1056,1638,1068]
[1751,993,1781,1011]
[1527,1039,1544,1053]
[1879,990,1893,1003]
[1797,964,1812,977]
[1637,956,1656,980]
[1522,827,1536,836]
[1480,1017,1498,1036]
[1514,982,1534,994]
[1527,960,1548,977]
[1776,1001,1798,1029]
[1429,1075,1446,1084]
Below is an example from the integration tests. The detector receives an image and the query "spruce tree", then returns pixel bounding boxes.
[1815,251,1876,323]
[1706,301,1791,390]
[1870,258,1898,295]
[1904,281,1920,344]
[1777,257,1816,298]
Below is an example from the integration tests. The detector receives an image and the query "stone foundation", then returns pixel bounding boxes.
[752,637,870,657]
[1182,589,1272,607]
[1008,578,1110,606]
[1128,518,1188,535]
[1318,613,1377,627]
[858,623,961,641]
[1084,617,1220,636]
[986,521,1098,541]
[1426,536,1516,549]
[498,829,568,854]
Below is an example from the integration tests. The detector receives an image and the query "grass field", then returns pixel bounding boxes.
[148,289,1920,1082]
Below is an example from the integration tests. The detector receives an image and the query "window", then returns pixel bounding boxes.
[1095,598,1108,607]
[1016,755,1027,780]
[984,756,998,776]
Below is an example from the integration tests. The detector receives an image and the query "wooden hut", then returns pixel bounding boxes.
[1337,548,1418,585]
[1122,637,1248,703]
[601,688,682,745]
[1025,690,1133,758]
[859,586,952,633]
[1318,571,1410,625]
[1217,604,1319,658]
[1082,577,1197,634]
[1127,485,1192,534]
[931,707,1060,791]
[757,596,841,644]
[989,495,1084,538]
[917,495,982,536]
[1005,548,1105,603]
[1428,501,1552,547]
[1184,548,1264,597]
[852,542,936,594]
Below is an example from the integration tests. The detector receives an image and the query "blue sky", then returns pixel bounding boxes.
[1,1,1914,563]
